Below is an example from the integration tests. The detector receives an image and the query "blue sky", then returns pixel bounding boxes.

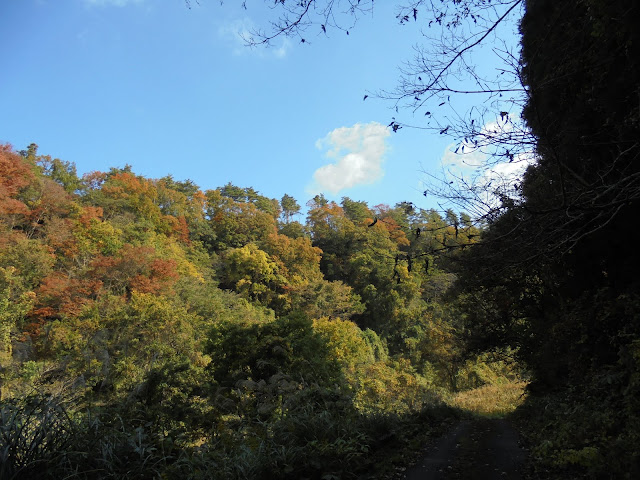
[1,0,522,212]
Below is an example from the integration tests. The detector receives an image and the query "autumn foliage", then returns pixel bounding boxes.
[0,143,492,479]
[0,144,34,217]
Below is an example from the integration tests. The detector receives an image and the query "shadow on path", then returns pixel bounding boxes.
[403,417,526,480]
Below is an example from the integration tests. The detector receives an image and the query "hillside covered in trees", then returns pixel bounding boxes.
[3,0,640,478]
[1,142,518,478]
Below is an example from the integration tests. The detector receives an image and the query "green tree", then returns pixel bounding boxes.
[280,193,300,224]
[0,267,34,363]
[278,220,306,239]
[447,1,640,475]
[38,156,82,194]
[204,188,277,251]
[219,183,280,218]
[341,197,371,224]
[291,279,365,320]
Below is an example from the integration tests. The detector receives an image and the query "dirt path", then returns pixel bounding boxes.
[402,417,526,480]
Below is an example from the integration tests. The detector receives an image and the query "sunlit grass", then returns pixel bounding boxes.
[449,381,527,417]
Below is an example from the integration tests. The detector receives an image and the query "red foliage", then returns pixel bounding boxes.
[129,258,179,294]
[35,273,101,315]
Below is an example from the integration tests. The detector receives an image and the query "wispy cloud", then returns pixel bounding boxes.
[439,117,534,209]
[441,141,488,169]
[311,122,390,194]
[217,18,291,59]
[442,142,531,184]
[442,112,532,175]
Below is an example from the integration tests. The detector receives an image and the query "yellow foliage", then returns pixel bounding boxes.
[354,359,435,414]
[450,381,527,417]
[148,232,203,281]
[312,317,373,370]
[75,218,123,257]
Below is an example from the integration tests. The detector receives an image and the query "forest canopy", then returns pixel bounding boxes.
[2,0,640,478]
[0,141,494,479]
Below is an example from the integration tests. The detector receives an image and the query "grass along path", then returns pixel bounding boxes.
[450,382,527,418]
[401,381,529,479]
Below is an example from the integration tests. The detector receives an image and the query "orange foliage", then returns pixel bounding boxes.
[0,144,34,216]
[307,202,346,234]
[89,245,179,296]
[102,172,157,200]
[263,232,322,284]
[165,215,190,243]
[382,217,410,247]
[82,171,107,190]
[373,204,410,247]
[37,273,101,315]
[45,217,78,258]
[25,179,76,239]
[27,273,102,338]
[130,258,179,294]
[78,206,104,227]
[192,190,206,209]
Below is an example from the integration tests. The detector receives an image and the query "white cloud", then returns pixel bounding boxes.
[311,122,390,194]
[482,152,534,188]
[218,18,291,59]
